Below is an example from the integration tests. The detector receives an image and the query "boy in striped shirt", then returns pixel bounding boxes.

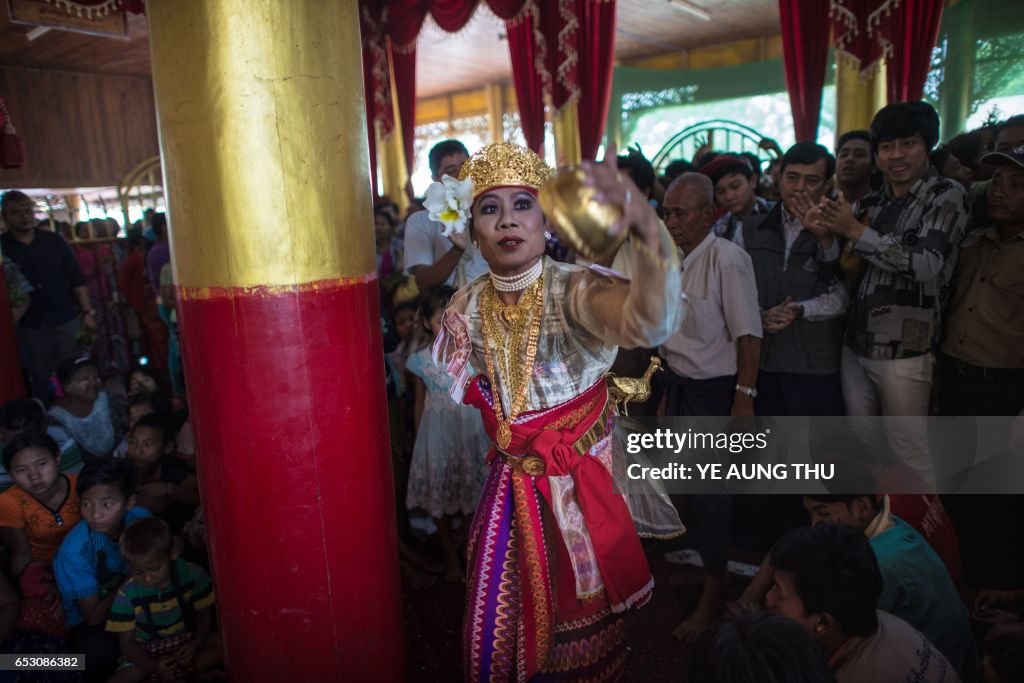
[107,517,221,682]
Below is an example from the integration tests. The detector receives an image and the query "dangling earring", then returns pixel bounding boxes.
[544,231,552,240]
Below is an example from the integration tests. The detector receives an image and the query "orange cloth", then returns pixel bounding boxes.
[0,474,81,563]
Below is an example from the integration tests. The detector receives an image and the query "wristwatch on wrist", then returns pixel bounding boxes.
[735,384,758,398]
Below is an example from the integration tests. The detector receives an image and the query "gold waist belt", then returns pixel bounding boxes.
[499,398,614,477]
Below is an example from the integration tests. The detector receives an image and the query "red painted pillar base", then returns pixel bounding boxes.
[0,270,26,402]
[178,277,403,681]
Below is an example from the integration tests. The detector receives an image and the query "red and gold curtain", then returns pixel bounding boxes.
[383,0,534,176]
[829,0,945,105]
[875,0,945,102]
[831,0,887,74]
[360,1,393,196]
[507,5,546,155]
[780,0,830,141]
[359,0,617,190]
[576,0,616,159]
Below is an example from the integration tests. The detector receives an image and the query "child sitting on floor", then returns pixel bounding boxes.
[113,392,173,459]
[1,399,84,489]
[126,414,199,534]
[107,517,221,682]
[55,458,151,682]
[0,431,82,638]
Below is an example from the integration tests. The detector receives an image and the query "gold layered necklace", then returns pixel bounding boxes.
[479,273,545,450]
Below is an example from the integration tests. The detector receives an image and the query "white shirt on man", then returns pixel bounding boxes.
[403,210,489,288]
[834,610,960,683]
[659,232,762,380]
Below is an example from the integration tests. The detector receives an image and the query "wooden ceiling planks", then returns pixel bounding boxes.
[0,1,780,97]
[616,0,779,60]
[0,10,150,77]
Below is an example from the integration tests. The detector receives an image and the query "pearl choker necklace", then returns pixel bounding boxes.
[489,260,543,292]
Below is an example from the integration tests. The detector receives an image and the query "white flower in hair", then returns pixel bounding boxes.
[424,174,474,237]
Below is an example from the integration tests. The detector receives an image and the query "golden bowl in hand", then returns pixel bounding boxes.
[539,165,628,262]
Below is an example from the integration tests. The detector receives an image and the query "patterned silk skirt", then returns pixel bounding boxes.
[462,378,655,683]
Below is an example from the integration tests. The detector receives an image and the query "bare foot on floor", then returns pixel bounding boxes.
[672,607,718,643]
[399,540,445,575]
[443,563,465,583]
[401,560,439,590]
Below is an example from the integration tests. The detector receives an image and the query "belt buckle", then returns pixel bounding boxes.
[521,456,546,477]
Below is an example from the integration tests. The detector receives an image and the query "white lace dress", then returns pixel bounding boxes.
[405,347,490,518]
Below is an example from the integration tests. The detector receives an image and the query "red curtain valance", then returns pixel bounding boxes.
[360,0,616,196]
[830,0,945,104]
[385,0,532,51]
[831,0,887,74]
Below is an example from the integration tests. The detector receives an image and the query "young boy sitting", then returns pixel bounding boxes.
[107,517,220,682]
[767,523,960,683]
[113,392,173,459]
[126,414,199,534]
[55,458,151,682]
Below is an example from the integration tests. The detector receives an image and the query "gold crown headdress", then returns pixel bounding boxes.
[424,143,552,236]
[458,143,553,199]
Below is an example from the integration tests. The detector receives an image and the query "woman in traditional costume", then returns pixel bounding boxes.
[430,143,686,682]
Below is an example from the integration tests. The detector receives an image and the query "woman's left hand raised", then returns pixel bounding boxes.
[580,144,661,248]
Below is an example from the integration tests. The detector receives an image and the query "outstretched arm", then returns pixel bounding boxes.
[570,147,685,348]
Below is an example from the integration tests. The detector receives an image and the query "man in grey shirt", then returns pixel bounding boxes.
[404,140,488,289]
[744,142,847,416]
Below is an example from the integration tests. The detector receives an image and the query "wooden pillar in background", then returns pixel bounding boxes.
[553,101,582,167]
[836,58,887,135]
[486,82,505,144]
[146,1,404,680]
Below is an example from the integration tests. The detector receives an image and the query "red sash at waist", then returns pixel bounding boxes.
[464,376,651,613]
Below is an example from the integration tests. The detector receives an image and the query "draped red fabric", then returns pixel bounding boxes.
[878,0,945,102]
[384,0,531,177]
[386,0,432,50]
[387,1,530,50]
[576,0,616,160]
[831,0,886,73]
[780,0,831,141]
[361,0,394,196]
[542,0,577,110]
[390,45,419,177]
[507,9,546,155]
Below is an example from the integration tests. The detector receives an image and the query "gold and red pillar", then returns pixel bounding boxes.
[146,2,403,680]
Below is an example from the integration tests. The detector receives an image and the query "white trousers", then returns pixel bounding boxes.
[840,346,936,486]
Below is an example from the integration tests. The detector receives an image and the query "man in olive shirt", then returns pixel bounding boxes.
[940,145,1024,416]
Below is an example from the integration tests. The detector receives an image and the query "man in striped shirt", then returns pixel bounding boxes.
[815,101,969,485]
